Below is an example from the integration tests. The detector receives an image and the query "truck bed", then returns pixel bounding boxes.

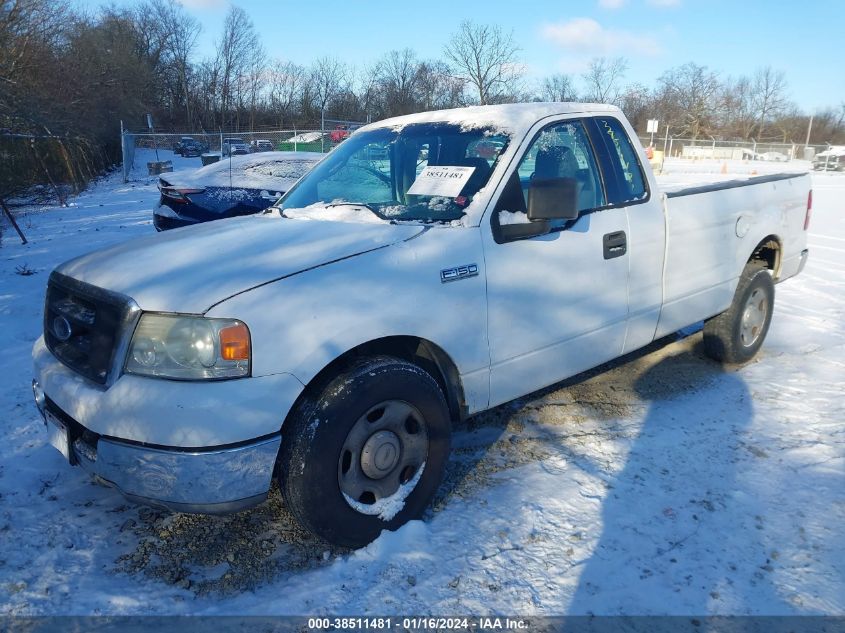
[654,171,811,339]
[661,171,808,198]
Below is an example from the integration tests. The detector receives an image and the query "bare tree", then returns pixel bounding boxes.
[581,57,628,105]
[356,63,381,122]
[1,0,66,82]
[656,62,721,139]
[444,20,522,105]
[309,56,349,127]
[772,104,804,143]
[191,59,219,129]
[373,49,421,116]
[0,0,69,130]
[268,60,305,127]
[229,30,265,131]
[160,1,200,128]
[215,6,256,128]
[750,66,789,139]
[131,0,200,128]
[807,104,845,145]
[416,60,465,111]
[540,73,578,102]
[720,76,757,140]
[619,83,651,133]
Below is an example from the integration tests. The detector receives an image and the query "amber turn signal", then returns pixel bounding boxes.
[219,322,250,361]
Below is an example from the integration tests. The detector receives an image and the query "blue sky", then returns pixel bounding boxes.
[83,0,844,112]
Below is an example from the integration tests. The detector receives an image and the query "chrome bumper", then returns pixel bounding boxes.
[797,248,809,276]
[33,380,280,514]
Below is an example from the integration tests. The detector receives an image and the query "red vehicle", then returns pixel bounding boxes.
[330,124,360,143]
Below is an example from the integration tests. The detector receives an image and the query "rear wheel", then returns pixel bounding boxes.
[277,356,451,548]
[703,263,775,364]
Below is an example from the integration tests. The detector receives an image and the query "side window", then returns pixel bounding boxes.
[496,119,605,221]
[594,117,648,204]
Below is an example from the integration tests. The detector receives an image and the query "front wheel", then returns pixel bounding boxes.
[277,356,451,548]
[703,263,775,364]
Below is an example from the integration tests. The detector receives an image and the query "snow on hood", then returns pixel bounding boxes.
[283,202,387,224]
[56,215,423,313]
[164,151,323,191]
[359,102,621,138]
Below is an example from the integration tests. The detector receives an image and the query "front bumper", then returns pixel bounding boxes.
[153,203,199,232]
[32,380,281,514]
[33,336,303,446]
[33,332,306,513]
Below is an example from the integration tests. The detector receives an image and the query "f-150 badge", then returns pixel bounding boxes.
[441,264,479,283]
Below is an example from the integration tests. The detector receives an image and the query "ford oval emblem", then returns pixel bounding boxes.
[52,316,72,342]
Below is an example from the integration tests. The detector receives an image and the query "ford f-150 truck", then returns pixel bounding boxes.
[32,103,811,547]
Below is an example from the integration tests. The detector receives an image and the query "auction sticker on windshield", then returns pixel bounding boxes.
[407,166,476,198]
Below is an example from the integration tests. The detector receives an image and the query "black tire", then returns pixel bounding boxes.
[277,356,451,548]
[703,263,775,364]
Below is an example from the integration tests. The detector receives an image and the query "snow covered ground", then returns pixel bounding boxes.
[0,155,843,616]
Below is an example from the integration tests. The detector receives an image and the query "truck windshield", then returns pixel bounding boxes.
[278,123,510,223]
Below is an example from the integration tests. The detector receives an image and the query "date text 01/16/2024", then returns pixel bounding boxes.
[306,618,528,630]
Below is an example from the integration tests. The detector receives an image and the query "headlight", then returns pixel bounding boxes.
[125,314,250,380]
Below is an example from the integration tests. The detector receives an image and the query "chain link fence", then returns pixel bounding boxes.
[122,120,366,182]
[1,133,112,202]
[1,133,115,244]
[636,135,830,162]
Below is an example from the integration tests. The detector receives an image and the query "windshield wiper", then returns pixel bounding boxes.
[325,202,382,218]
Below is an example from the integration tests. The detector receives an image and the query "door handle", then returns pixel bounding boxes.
[603,231,627,260]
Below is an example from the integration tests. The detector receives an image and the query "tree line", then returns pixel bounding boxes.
[2,0,844,168]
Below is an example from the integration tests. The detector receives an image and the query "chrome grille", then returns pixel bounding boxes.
[44,272,136,385]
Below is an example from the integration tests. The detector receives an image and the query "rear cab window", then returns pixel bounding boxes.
[590,116,649,206]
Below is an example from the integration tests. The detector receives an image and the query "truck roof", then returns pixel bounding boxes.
[362,102,622,137]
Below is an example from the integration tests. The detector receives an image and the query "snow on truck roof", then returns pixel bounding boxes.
[360,102,622,136]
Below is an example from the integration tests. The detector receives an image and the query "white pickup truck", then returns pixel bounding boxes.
[32,103,811,547]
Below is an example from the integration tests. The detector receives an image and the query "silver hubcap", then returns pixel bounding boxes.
[338,400,429,510]
[361,430,401,478]
[740,288,768,347]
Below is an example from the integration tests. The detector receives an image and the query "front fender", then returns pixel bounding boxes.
[206,227,490,412]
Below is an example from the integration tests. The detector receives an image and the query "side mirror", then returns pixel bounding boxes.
[497,218,551,242]
[527,177,579,221]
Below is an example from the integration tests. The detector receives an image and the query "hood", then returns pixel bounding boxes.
[164,151,323,192]
[56,215,424,313]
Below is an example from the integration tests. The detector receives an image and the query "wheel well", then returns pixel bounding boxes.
[292,336,467,424]
[748,235,781,279]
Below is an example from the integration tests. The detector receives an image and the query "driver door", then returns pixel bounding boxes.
[482,117,630,407]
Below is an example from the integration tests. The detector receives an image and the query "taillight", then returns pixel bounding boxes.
[804,190,812,231]
[160,187,205,203]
